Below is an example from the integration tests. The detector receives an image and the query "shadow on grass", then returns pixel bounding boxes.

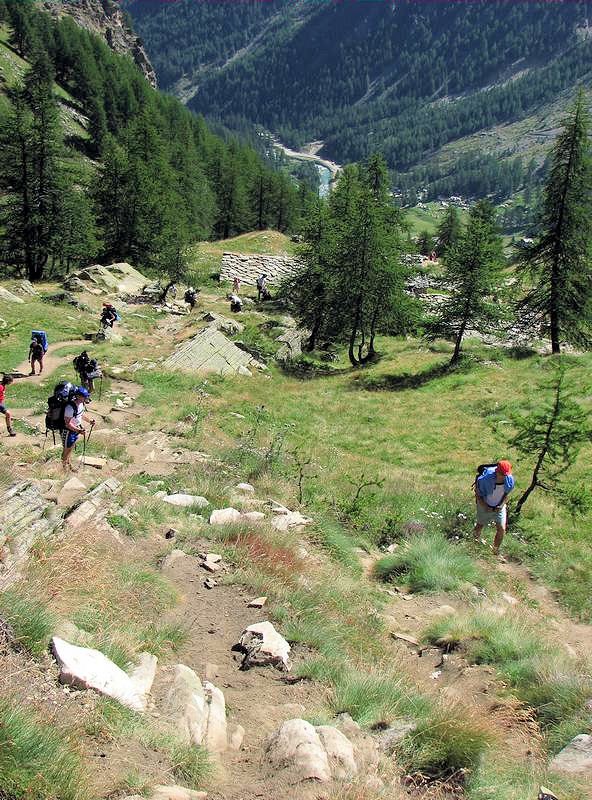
[353,359,457,391]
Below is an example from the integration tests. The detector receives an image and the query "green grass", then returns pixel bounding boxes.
[0,590,55,656]
[424,610,592,754]
[137,622,188,657]
[0,699,87,800]
[148,734,212,789]
[373,533,483,592]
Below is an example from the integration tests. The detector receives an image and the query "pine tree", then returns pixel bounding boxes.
[517,89,592,353]
[428,200,505,366]
[436,206,461,257]
[417,230,433,256]
[511,362,592,516]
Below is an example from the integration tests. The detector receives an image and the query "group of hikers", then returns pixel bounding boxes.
[228,273,271,314]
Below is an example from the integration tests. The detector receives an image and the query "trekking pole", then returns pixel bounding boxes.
[98,376,103,402]
[81,429,87,467]
[86,419,95,448]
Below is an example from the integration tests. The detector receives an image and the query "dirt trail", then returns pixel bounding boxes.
[14,339,88,383]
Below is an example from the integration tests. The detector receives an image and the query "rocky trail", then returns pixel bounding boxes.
[1,288,591,800]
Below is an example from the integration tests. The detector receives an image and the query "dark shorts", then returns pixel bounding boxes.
[61,430,79,448]
[0,404,6,414]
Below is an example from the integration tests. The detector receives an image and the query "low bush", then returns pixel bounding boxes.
[373,534,482,592]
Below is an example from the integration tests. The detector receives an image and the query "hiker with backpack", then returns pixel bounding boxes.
[73,351,101,392]
[256,273,270,301]
[473,460,515,555]
[100,304,118,329]
[184,287,199,311]
[29,335,45,375]
[0,375,16,437]
[60,387,95,472]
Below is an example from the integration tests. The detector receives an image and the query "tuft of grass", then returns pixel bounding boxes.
[137,622,188,657]
[330,669,430,727]
[424,610,592,753]
[373,533,482,592]
[0,699,87,800]
[0,590,55,656]
[84,698,142,742]
[148,734,212,789]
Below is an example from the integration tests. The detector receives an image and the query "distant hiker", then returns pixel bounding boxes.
[29,335,45,375]
[101,304,117,329]
[256,273,268,301]
[0,375,16,437]
[232,276,241,295]
[229,293,243,313]
[73,351,101,392]
[473,460,515,555]
[184,287,198,311]
[169,283,177,300]
[61,387,95,472]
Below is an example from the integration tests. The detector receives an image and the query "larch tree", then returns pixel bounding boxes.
[428,200,505,366]
[517,89,592,354]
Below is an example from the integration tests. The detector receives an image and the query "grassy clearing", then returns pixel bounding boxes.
[0,699,87,800]
[0,589,55,656]
[424,609,592,754]
[373,533,483,592]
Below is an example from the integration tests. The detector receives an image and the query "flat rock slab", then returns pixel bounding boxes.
[247,596,267,608]
[164,326,265,377]
[550,734,592,774]
[150,788,207,800]
[0,286,24,304]
[57,476,87,508]
[78,455,107,469]
[237,621,291,671]
[51,637,149,711]
[162,494,209,508]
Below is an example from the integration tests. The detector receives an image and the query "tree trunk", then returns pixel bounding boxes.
[450,317,468,366]
[514,374,562,516]
[306,312,323,352]
[348,300,362,367]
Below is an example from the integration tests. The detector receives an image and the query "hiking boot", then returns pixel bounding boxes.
[7,430,16,437]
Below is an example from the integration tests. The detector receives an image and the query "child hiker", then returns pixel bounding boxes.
[0,375,16,437]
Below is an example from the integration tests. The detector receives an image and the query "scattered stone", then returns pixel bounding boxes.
[51,637,148,711]
[209,508,241,525]
[229,412,245,419]
[539,788,559,800]
[236,621,291,671]
[162,493,209,508]
[247,596,267,609]
[428,605,456,617]
[375,720,418,753]
[265,719,331,783]
[316,725,358,779]
[550,733,592,775]
[78,455,107,469]
[70,262,149,294]
[419,647,444,669]
[204,578,218,589]
[203,681,228,753]
[501,592,519,606]
[162,549,186,569]
[236,482,255,494]
[202,310,244,335]
[271,511,313,532]
[164,528,177,540]
[0,286,24,304]
[270,500,291,514]
[56,476,87,508]
[386,543,398,552]
[391,632,420,647]
[201,554,223,574]
[150,787,207,800]
[228,721,245,751]
[241,511,265,523]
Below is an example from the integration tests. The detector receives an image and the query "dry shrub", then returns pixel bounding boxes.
[225,528,306,581]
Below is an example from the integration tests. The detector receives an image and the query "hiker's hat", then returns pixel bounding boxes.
[497,460,512,475]
[75,386,91,400]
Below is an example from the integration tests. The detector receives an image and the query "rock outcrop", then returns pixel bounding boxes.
[164,327,266,377]
[235,621,291,671]
[550,733,592,775]
[65,262,149,295]
[220,252,302,287]
[43,0,157,86]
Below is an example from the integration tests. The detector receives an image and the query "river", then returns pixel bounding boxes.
[272,138,340,197]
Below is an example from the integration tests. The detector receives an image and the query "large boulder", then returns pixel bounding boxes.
[316,725,358,779]
[209,508,241,525]
[265,719,332,783]
[236,621,291,671]
[550,733,592,775]
[51,637,153,712]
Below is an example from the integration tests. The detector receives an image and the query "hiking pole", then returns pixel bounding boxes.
[81,429,87,467]
[86,419,95,448]
[98,376,103,402]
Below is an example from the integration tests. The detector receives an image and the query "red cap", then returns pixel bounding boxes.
[497,460,512,476]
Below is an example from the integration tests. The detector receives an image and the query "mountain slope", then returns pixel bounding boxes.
[128,0,592,197]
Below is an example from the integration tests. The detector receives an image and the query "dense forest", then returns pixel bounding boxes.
[129,0,592,200]
[0,0,311,282]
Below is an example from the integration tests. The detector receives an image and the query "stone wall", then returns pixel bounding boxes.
[220,253,303,287]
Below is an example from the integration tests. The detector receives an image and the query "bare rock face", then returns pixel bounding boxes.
[550,733,592,775]
[43,0,157,86]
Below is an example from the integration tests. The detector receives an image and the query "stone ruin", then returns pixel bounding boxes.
[220,252,302,287]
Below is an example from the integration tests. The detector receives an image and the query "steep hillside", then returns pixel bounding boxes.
[128,0,592,199]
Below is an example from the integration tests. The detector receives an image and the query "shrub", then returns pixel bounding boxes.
[0,590,55,656]
[0,699,86,800]
[373,534,482,592]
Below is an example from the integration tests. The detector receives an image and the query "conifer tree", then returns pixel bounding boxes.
[428,200,505,366]
[517,89,592,353]
[436,205,461,257]
[511,362,592,516]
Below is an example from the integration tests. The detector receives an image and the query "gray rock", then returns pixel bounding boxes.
[550,734,592,775]
[265,719,331,783]
[236,621,291,671]
[162,494,209,508]
[375,720,418,754]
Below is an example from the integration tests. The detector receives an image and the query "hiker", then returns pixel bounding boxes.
[0,375,16,437]
[232,276,241,295]
[74,351,101,392]
[184,287,198,311]
[61,387,95,472]
[473,460,515,555]
[168,283,177,300]
[29,335,44,375]
[100,304,117,329]
[256,273,268,301]
[229,293,243,313]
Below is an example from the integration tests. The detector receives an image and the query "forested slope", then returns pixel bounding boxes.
[128,0,592,198]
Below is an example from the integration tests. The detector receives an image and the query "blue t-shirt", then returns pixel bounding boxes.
[477,467,514,507]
